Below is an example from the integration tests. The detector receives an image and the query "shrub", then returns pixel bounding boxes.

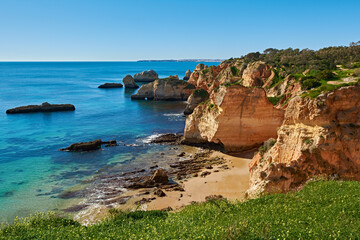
[301,78,321,90]
[354,69,360,77]
[193,89,209,100]
[267,95,284,106]
[316,69,335,80]
[230,66,240,76]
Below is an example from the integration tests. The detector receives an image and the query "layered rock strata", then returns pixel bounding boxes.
[247,85,360,197]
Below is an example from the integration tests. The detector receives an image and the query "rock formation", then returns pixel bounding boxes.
[131,78,195,101]
[241,61,273,87]
[183,85,284,153]
[98,83,123,88]
[247,85,360,197]
[122,75,139,88]
[184,89,209,115]
[59,139,103,151]
[6,102,75,114]
[133,70,159,82]
[183,70,191,80]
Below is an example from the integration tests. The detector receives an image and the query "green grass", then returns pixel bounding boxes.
[2,181,360,239]
[267,95,284,106]
[302,81,358,98]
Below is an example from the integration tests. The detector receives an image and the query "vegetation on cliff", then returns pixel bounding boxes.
[2,181,360,239]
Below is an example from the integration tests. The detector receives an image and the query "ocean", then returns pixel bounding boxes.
[0,61,219,223]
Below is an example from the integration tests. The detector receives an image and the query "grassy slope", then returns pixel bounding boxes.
[1,180,360,239]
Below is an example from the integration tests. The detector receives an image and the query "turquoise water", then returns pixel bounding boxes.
[0,62,219,222]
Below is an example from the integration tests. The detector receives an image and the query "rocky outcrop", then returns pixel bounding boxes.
[131,78,195,101]
[150,134,182,144]
[183,85,284,153]
[242,61,273,87]
[184,89,209,115]
[98,83,123,88]
[133,70,158,82]
[59,139,118,151]
[6,102,75,114]
[248,85,360,197]
[59,139,103,151]
[183,70,191,80]
[122,75,139,88]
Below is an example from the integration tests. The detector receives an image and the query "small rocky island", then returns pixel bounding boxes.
[6,102,75,114]
[122,75,139,88]
[98,83,123,88]
[133,70,159,82]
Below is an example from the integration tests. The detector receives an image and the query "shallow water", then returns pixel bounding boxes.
[0,61,219,222]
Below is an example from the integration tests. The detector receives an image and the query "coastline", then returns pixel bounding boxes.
[71,145,253,225]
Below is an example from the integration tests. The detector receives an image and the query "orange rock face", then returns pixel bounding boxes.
[184,85,284,153]
[247,85,360,197]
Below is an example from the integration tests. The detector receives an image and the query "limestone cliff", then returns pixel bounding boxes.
[247,85,360,197]
[183,85,284,153]
[131,78,195,101]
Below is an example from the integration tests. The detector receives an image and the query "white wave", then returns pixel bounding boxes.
[141,133,162,144]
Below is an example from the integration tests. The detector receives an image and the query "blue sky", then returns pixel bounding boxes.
[0,0,359,61]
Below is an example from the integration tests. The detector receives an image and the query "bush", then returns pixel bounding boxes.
[301,78,321,90]
[230,66,240,76]
[193,89,209,100]
[316,69,335,80]
[354,69,360,77]
[268,95,284,106]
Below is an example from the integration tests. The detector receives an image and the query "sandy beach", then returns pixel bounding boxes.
[74,149,253,225]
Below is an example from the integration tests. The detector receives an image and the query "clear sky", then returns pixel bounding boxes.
[0,0,359,61]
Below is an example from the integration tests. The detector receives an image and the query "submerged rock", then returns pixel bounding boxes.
[133,70,159,82]
[59,139,103,152]
[122,75,139,88]
[131,78,195,101]
[6,102,75,114]
[98,83,123,88]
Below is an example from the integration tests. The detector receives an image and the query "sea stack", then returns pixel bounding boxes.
[133,70,158,82]
[6,102,75,114]
[123,75,139,88]
[183,70,191,80]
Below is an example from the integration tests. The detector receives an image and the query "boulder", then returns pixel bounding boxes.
[183,70,191,80]
[6,102,75,114]
[59,139,102,151]
[122,75,139,88]
[98,83,123,88]
[133,70,159,82]
[150,169,169,184]
[131,78,195,101]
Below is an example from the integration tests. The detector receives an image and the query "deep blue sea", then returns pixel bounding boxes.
[0,61,219,222]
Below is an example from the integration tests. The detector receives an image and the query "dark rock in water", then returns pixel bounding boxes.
[59,139,102,152]
[123,75,139,88]
[151,169,168,184]
[150,134,183,144]
[6,102,75,114]
[0,190,14,198]
[98,83,123,88]
[102,140,118,147]
[154,189,166,197]
[150,165,158,169]
[63,204,89,213]
[133,70,158,82]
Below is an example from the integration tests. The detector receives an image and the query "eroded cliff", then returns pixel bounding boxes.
[247,85,360,197]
